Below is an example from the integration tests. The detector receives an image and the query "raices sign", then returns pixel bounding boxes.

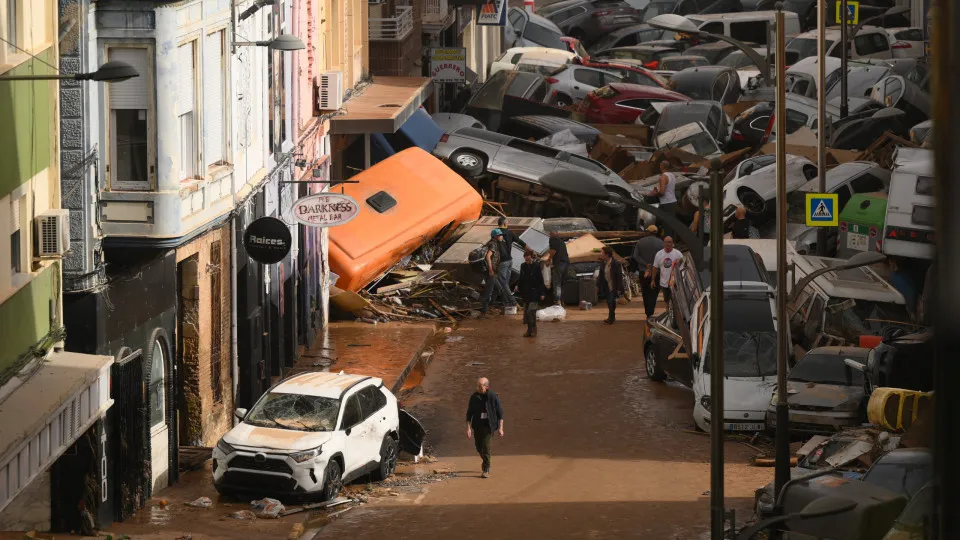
[292,193,360,227]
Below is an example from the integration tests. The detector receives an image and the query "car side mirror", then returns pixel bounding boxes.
[234,408,248,420]
[345,427,352,437]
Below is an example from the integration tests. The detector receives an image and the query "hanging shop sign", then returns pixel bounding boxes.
[476,0,506,26]
[292,193,360,227]
[430,48,467,83]
[244,216,292,264]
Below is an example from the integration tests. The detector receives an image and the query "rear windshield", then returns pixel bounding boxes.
[658,104,714,132]
[524,23,566,49]
[826,67,889,100]
[789,352,866,386]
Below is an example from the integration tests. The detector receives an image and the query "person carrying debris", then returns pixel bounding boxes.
[516,247,546,337]
[480,229,517,316]
[632,225,664,319]
[651,236,683,312]
[732,206,760,239]
[465,377,504,479]
[598,246,625,325]
[544,232,570,304]
[648,160,679,236]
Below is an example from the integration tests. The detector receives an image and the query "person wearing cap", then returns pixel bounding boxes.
[480,228,516,315]
[631,225,664,319]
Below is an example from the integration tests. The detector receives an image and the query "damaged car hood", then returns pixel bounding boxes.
[223,423,336,452]
[697,374,777,415]
[786,382,863,410]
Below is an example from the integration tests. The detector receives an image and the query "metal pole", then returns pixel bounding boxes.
[840,0,849,118]
[816,0,828,256]
[709,159,725,539]
[773,7,792,509]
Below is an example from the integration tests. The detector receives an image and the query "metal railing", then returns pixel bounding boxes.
[369,5,414,41]
[423,0,449,21]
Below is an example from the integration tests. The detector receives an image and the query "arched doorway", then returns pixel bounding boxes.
[147,332,170,494]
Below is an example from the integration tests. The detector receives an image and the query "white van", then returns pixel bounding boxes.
[686,11,801,46]
[882,147,934,260]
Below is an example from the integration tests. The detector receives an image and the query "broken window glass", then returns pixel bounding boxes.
[245,392,341,432]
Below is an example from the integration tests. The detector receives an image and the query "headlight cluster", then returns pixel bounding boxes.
[216,439,235,455]
[290,447,323,463]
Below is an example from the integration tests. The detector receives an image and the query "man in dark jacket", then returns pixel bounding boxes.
[465,377,504,478]
[516,247,546,337]
[631,225,664,319]
[597,246,625,325]
[497,216,527,252]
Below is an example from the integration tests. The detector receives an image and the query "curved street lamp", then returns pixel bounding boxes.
[647,13,771,83]
[0,60,139,82]
[736,497,858,540]
[234,33,306,51]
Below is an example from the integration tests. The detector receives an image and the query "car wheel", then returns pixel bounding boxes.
[737,187,766,215]
[373,436,399,481]
[645,343,666,382]
[449,150,485,177]
[553,93,573,108]
[321,460,343,501]
[214,485,238,501]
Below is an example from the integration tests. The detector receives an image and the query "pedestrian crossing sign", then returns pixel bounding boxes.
[836,1,859,24]
[806,193,839,227]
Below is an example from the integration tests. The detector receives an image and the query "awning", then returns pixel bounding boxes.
[330,77,434,135]
[0,351,113,512]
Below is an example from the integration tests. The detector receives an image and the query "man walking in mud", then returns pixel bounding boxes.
[465,377,504,478]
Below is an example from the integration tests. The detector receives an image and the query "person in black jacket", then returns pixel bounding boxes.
[597,246,625,325]
[465,377,504,478]
[515,247,546,338]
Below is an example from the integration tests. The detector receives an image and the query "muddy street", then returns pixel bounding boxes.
[317,305,772,540]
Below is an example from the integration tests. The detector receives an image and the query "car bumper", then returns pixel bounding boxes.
[212,447,328,496]
[765,408,862,434]
[694,402,766,433]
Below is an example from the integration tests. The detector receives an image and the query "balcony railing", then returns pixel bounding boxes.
[369,5,414,41]
[423,0,456,30]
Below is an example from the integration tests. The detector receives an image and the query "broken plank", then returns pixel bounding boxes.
[429,299,458,324]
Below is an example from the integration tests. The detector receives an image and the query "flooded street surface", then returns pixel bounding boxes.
[317,304,773,540]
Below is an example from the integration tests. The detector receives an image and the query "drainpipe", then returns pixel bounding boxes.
[230,218,240,419]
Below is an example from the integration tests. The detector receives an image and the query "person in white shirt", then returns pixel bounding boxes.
[648,160,679,236]
[651,236,683,311]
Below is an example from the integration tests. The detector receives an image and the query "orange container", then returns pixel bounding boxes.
[329,147,483,292]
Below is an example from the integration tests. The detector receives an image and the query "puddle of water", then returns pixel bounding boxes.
[402,358,428,390]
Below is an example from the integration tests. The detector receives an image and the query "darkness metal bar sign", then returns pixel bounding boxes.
[292,193,360,227]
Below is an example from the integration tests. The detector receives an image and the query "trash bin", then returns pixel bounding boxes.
[838,193,887,259]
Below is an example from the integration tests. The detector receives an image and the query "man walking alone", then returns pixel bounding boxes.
[465,377,504,478]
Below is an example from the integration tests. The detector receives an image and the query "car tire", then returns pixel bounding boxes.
[321,460,343,501]
[645,343,666,382]
[449,150,485,177]
[553,93,573,109]
[214,485,238,500]
[373,436,399,481]
[737,187,766,215]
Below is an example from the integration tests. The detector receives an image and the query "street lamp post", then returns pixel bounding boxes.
[0,60,139,82]
[233,33,306,51]
[817,0,827,256]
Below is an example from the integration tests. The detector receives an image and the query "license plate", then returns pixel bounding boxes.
[614,15,632,21]
[724,422,764,432]
[847,232,868,251]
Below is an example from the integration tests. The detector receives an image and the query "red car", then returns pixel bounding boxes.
[573,57,669,89]
[577,83,690,124]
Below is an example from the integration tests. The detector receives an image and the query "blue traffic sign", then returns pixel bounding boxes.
[835,1,859,24]
[806,193,839,227]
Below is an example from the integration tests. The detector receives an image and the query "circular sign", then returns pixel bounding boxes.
[243,217,292,264]
[292,193,360,227]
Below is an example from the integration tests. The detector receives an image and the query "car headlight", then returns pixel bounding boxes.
[290,446,323,463]
[216,439,235,455]
[700,395,711,411]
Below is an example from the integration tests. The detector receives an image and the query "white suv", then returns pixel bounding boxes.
[213,372,400,501]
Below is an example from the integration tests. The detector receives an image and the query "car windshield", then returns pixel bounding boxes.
[719,52,754,69]
[704,297,778,378]
[660,131,719,155]
[824,298,913,343]
[525,23,566,49]
[244,392,340,432]
[789,352,865,386]
[658,104,712,131]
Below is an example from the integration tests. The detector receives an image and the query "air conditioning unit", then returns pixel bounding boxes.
[35,210,70,258]
[317,71,344,111]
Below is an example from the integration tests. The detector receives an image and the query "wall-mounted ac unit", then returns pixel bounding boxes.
[317,71,344,111]
[35,210,70,258]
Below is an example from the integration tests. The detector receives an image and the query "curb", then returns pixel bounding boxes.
[387,324,440,395]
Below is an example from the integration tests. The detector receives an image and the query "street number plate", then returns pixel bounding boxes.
[847,232,868,251]
[724,422,764,432]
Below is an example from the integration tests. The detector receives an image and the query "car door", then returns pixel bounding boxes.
[570,67,607,100]
[356,385,390,462]
[648,313,690,385]
[338,391,366,475]
[854,31,893,60]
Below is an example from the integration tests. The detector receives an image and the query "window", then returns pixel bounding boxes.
[210,241,223,402]
[617,98,652,110]
[523,23,565,50]
[712,73,729,102]
[785,109,809,133]
[789,351,864,386]
[915,176,934,196]
[8,195,24,276]
[507,139,560,158]
[341,394,362,429]
[203,30,227,167]
[178,41,198,180]
[149,339,166,428]
[549,6,585,23]
[748,115,772,131]
[108,47,152,189]
[4,0,16,54]
[356,386,387,421]
[837,186,853,210]
[699,22,722,35]
[510,53,523,64]
[508,9,526,32]
[851,173,886,194]
[574,68,604,87]
[245,393,340,431]
[912,205,934,227]
[730,21,768,45]
[565,154,607,173]
[895,29,923,42]
[528,80,548,102]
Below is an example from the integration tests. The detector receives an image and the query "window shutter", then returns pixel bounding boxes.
[204,32,224,166]
[178,42,195,116]
[108,48,149,110]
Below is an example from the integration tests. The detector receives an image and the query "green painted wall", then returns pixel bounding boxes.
[0,47,56,199]
[0,264,58,376]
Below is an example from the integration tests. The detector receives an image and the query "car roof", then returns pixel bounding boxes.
[796,161,880,192]
[452,126,515,144]
[807,346,871,358]
[791,254,906,304]
[893,147,933,176]
[510,115,599,133]
[702,244,767,285]
[272,371,380,398]
[672,65,735,79]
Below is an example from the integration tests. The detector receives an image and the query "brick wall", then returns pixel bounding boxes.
[175,225,233,447]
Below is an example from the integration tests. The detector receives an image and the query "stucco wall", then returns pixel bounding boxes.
[0,471,51,531]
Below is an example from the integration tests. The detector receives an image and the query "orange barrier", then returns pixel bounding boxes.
[329,147,483,292]
[867,387,934,432]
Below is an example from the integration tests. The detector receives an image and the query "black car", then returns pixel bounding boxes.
[538,0,643,45]
[463,71,569,131]
[729,101,774,150]
[498,115,602,146]
[669,65,743,105]
[589,24,666,52]
[652,100,732,148]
